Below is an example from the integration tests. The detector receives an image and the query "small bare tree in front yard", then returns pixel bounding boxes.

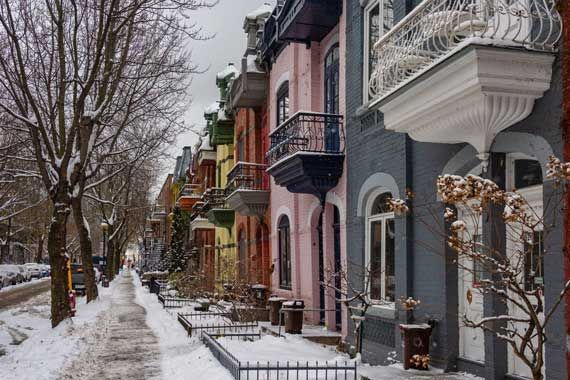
[432,156,570,380]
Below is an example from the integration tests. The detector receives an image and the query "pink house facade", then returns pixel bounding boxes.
[262,0,347,335]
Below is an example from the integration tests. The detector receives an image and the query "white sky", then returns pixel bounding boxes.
[166,0,274,176]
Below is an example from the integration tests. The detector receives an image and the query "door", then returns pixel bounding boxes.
[332,207,342,331]
[506,186,544,378]
[318,213,325,324]
[324,44,340,152]
[458,207,486,363]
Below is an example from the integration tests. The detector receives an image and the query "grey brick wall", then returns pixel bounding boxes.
[345,0,567,378]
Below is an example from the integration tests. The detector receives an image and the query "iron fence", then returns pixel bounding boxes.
[177,313,258,336]
[202,187,230,212]
[267,112,345,167]
[201,332,358,380]
[157,294,196,309]
[149,279,168,295]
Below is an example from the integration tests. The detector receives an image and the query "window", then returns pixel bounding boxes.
[324,45,340,151]
[238,230,247,281]
[524,231,544,292]
[278,216,292,289]
[366,192,395,303]
[514,159,542,189]
[276,83,289,126]
[363,0,394,102]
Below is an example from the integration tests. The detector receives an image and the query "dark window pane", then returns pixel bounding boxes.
[514,159,543,189]
[370,220,383,300]
[385,219,395,302]
[278,216,291,289]
[371,192,392,215]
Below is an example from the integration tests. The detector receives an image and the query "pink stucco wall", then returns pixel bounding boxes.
[268,1,348,336]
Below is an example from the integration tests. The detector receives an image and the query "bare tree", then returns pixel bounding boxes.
[0,0,212,326]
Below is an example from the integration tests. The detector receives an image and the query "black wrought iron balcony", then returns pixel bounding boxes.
[266,111,345,200]
[225,162,270,218]
[277,0,341,43]
[203,188,235,230]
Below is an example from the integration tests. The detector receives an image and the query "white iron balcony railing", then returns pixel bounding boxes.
[369,0,562,103]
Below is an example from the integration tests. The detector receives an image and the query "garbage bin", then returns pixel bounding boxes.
[400,324,432,370]
[252,284,269,308]
[283,299,304,334]
[268,296,287,326]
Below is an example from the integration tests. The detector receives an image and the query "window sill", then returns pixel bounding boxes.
[367,304,396,319]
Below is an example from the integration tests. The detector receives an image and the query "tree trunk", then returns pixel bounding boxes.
[71,198,98,302]
[48,204,71,328]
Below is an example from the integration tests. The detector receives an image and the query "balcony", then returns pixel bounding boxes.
[190,202,215,231]
[229,57,267,109]
[210,111,234,146]
[178,184,202,212]
[368,0,561,167]
[277,0,342,44]
[266,111,344,200]
[203,188,235,230]
[225,162,270,218]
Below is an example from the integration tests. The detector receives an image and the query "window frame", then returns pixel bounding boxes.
[278,215,292,290]
[363,0,394,103]
[364,189,396,307]
[276,82,290,127]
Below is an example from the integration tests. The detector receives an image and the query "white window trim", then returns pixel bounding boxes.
[364,188,395,309]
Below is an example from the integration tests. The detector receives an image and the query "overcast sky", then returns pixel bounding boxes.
[165,0,274,177]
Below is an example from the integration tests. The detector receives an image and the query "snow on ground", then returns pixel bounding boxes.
[218,334,351,364]
[0,282,115,380]
[359,364,484,380]
[0,277,50,293]
[133,272,234,380]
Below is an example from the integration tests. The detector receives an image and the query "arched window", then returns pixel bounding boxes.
[278,216,292,289]
[276,82,289,126]
[324,44,340,152]
[366,191,395,303]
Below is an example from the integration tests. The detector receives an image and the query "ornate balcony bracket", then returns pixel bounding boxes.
[377,45,555,169]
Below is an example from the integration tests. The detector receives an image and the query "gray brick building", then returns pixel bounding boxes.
[345,0,567,378]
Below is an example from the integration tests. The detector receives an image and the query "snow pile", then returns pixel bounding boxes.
[133,272,233,380]
[216,63,239,81]
[246,3,272,21]
[0,277,50,293]
[218,334,351,364]
[204,102,219,115]
[359,363,484,380]
[0,283,115,380]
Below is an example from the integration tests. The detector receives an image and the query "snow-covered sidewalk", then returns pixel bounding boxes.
[62,270,161,380]
[0,277,115,380]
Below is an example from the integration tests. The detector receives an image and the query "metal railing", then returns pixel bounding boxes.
[202,332,357,380]
[369,0,562,101]
[226,162,269,192]
[202,187,230,211]
[158,294,196,309]
[179,183,202,197]
[177,312,258,336]
[267,111,345,167]
[149,279,168,295]
[190,201,206,221]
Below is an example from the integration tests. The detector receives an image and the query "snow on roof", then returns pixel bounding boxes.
[204,102,219,115]
[246,54,264,74]
[246,2,272,21]
[217,108,229,121]
[216,63,240,81]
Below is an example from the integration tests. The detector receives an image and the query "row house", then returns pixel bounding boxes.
[226,5,272,288]
[260,0,347,334]
[345,0,566,379]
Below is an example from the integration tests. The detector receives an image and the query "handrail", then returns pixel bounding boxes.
[369,0,562,102]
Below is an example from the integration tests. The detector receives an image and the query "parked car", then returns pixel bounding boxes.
[71,264,86,295]
[24,263,42,279]
[39,264,49,278]
[0,265,22,285]
[17,265,31,282]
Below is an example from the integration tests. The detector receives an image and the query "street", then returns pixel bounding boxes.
[0,279,51,309]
